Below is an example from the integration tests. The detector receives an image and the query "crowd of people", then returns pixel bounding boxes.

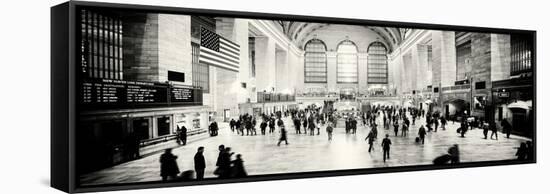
[158,101,533,181]
[159,144,248,182]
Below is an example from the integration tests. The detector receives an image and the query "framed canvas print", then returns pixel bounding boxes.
[51,1,536,193]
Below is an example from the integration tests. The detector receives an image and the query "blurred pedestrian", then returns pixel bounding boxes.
[160,148,180,181]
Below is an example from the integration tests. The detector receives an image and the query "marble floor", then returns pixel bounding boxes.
[79,113,532,186]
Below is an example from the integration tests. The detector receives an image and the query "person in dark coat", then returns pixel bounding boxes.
[401,123,408,137]
[269,118,276,134]
[260,119,268,135]
[229,119,236,133]
[440,117,447,130]
[293,117,301,134]
[245,119,253,136]
[209,121,219,136]
[526,141,534,161]
[214,145,225,177]
[160,148,180,181]
[345,118,350,134]
[308,116,316,136]
[351,118,358,134]
[302,118,308,134]
[365,131,376,152]
[418,125,427,144]
[252,117,257,135]
[482,122,489,139]
[218,147,234,178]
[194,147,206,180]
[433,154,452,165]
[490,121,498,140]
[502,119,512,138]
[448,144,460,164]
[433,117,439,132]
[231,154,248,178]
[381,134,392,162]
[277,117,284,128]
[459,121,468,137]
[326,122,334,141]
[393,120,399,137]
[277,125,289,146]
[516,142,528,160]
[179,125,188,145]
[235,120,243,135]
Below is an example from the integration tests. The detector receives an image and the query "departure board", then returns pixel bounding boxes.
[80,79,201,109]
[81,79,168,105]
[170,86,194,103]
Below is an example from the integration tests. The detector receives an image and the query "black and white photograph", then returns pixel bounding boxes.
[6,0,550,194]
[73,4,535,188]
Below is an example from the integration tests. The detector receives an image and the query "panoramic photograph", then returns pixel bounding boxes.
[75,7,535,186]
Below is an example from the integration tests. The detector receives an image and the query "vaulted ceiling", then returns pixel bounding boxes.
[273,21,413,53]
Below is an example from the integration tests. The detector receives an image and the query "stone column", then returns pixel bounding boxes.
[358,52,369,92]
[275,49,289,92]
[326,51,338,93]
[415,44,429,90]
[402,52,413,93]
[470,33,493,118]
[255,36,277,93]
[432,31,457,88]
[491,34,511,82]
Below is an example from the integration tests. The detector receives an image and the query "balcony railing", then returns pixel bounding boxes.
[257,92,295,103]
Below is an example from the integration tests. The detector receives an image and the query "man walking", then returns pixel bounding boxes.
[381,134,392,162]
[393,120,399,137]
[326,122,334,141]
[490,121,498,140]
[365,131,376,152]
[277,125,289,146]
[418,125,427,144]
[194,147,206,180]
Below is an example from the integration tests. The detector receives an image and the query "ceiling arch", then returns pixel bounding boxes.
[272,21,408,53]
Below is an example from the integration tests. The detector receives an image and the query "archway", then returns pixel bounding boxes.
[443,99,470,121]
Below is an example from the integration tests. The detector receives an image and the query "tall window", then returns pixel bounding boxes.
[304,39,327,83]
[80,9,123,80]
[427,45,433,70]
[337,40,358,83]
[367,42,388,84]
[455,32,472,81]
[249,37,256,78]
[511,34,533,75]
[192,43,209,93]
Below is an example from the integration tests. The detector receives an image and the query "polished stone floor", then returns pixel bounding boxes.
[80,112,532,185]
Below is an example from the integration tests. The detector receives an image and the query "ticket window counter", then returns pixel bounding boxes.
[132,118,150,141]
[157,116,172,137]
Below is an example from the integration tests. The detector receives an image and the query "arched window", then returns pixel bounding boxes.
[304,39,327,83]
[367,42,388,84]
[337,40,358,83]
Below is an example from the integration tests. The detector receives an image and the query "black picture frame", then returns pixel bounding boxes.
[51,1,536,193]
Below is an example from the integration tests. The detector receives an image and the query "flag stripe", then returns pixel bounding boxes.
[200,47,240,65]
[219,49,240,60]
[220,38,240,51]
[199,57,239,72]
[220,44,240,57]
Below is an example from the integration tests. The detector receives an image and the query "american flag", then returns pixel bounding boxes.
[200,27,240,72]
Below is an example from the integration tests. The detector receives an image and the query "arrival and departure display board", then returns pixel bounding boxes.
[170,87,195,103]
[80,79,200,108]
